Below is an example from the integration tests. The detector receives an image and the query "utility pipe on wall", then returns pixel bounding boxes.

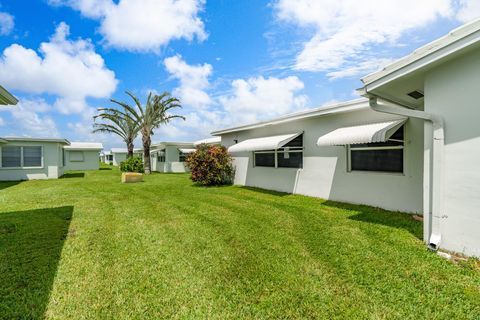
[368,96,445,250]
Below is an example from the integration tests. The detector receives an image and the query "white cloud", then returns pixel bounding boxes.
[0,22,118,114]
[164,55,212,108]
[0,11,14,35]
[49,0,207,51]
[326,58,394,80]
[219,76,308,123]
[274,0,454,76]
[456,0,480,22]
[0,99,60,137]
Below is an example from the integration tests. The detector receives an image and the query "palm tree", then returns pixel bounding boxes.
[112,91,184,174]
[93,107,140,158]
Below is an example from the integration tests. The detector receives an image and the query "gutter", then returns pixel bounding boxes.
[368,96,444,250]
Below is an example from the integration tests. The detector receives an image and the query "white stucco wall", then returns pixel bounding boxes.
[152,145,190,173]
[64,150,100,171]
[221,107,424,213]
[0,141,64,181]
[112,152,127,166]
[424,48,480,257]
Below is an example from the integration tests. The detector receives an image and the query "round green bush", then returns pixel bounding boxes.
[185,144,234,186]
[120,156,144,173]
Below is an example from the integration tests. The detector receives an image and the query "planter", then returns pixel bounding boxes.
[121,172,143,183]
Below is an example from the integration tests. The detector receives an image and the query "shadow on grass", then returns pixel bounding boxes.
[61,173,85,179]
[0,206,73,319]
[99,168,112,171]
[322,200,423,240]
[0,181,20,191]
[240,186,289,197]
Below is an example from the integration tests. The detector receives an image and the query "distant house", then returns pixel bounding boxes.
[0,137,69,180]
[63,142,103,171]
[150,142,195,173]
[100,151,113,164]
[213,19,480,257]
[0,85,18,105]
[194,137,221,146]
[111,148,142,166]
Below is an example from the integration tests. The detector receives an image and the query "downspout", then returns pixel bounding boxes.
[368,96,445,250]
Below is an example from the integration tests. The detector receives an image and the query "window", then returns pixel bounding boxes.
[69,151,84,162]
[349,125,404,173]
[253,134,303,168]
[179,151,187,162]
[1,146,43,168]
[23,146,42,167]
[157,151,165,162]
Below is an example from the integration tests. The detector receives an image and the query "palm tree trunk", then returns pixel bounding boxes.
[127,141,134,158]
[143,134,152,174]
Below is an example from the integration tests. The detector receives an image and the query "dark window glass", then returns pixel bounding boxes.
[179,152,187,162]
[2,146,21,167]
[157,151,165,162]
[254,152,275,167]
[277,151,303,168]
[284,135,303,147]
[351,149,403,173]
[23,146,42,167]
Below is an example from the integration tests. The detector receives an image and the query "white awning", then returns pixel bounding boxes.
[316,119,407,146]
[228,132,302,153]
[179,148,196,154]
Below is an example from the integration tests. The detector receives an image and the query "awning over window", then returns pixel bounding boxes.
[228,132,302,153]
[316,119,407,146]
[178,148,196,154]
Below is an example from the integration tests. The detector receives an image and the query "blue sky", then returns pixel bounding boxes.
[0,0,477,149]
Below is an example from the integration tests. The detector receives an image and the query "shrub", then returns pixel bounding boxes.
[120,156,144,173]
[185,144,234,186]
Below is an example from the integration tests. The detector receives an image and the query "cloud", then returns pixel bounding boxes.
[219,76,308,124]
[456,0,480,22]
[0,11,14,35]
[164,55,212,108]
[274,0,454,76]
[326,58,394,80]
[0,22,118,114]
[0,99,60,137]
[162,56,309,139]
[49,0,207,51]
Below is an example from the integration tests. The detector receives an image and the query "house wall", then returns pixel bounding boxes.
[151,145,190,173]
[424,48,480,257]
[0,141,64,181]
[112,152,127,166]
[64,150,100,171]
[221,107,424,213]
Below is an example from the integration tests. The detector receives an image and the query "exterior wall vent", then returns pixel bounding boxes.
[407,90,424,100]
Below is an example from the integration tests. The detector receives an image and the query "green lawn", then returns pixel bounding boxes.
[0,167,479,319]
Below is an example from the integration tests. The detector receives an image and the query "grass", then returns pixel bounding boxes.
[0,166,479,319]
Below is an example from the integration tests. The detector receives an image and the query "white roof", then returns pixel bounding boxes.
[228,133,302,153]
[316,119,406,146]
[179,148,196,153]
[362,18,480,86]
[212,99,368,135]
[0,137,70,144]
[111,148,142,153]
[64,142,103,150]
[194,137,221,146]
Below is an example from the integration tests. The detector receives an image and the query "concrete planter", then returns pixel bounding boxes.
[121,172,143,183]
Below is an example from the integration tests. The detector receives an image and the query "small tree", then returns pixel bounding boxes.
[185,144,234,186]
[120,156,144,173]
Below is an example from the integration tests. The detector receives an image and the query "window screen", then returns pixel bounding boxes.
[277,150,303,168]
[157,151,165,162]
[2,146,21,167]
[23,146,42,167]
[69,151,84,162]
[349,125,404,173]
[254,152,275,167]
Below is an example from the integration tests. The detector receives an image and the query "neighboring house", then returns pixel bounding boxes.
[111,148,142,166]
[194,137,222,146]
[100,151,113,164]
[0,137,69,181]
[0,85,18,105]
[213,19,480,257]
[63,142,103,171]
[150,142,195,173]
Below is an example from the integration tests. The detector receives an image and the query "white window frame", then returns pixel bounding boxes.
[0,145,44,169]
[347,126,405,175]
[253,146,303,169]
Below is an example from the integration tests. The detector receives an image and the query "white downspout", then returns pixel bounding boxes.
[368,97,445,250]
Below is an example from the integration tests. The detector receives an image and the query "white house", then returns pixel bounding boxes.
[63,142,103,171]
[150,142,195,173]
[213,19,480,257]
[111,148,142,166]
[0,137,70,180]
